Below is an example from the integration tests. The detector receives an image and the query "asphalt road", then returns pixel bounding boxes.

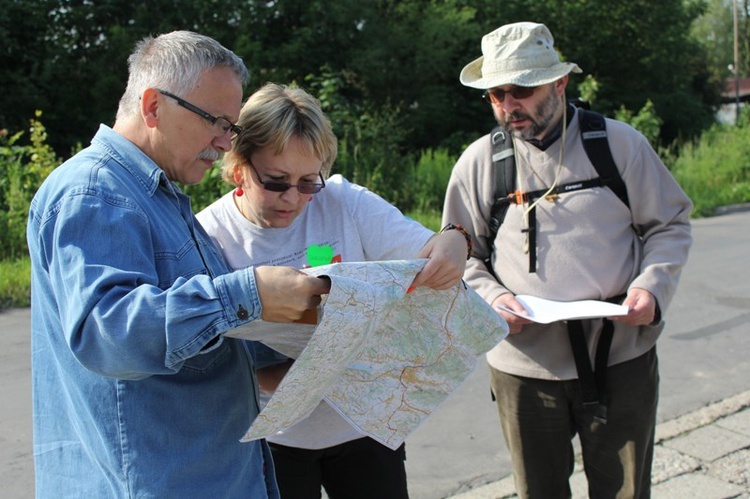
[1,209,749,498]
[405,208,750,498]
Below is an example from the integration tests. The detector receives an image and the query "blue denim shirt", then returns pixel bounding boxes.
[27,125,280,498]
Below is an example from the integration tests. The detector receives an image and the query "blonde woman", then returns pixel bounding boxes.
[197,83,471,499]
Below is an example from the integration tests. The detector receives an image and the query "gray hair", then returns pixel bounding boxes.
[115,31,249,121]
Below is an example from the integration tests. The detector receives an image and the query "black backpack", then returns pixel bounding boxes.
[486,108,631,424]
[487,108,630,274]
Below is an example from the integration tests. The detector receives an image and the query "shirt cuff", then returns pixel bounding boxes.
[214,266,262,327]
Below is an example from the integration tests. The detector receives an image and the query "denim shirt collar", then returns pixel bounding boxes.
[92,124,172,198]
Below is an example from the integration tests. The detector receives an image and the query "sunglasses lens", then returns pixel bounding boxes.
[262,182,323,194]
[298,184,322,194]
[485,86,536,104]
[485,90,507,104]
[514,87,535,99]
[264,182,291,193]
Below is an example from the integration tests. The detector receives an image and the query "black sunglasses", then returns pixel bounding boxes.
[483,86,537,104]
[248,162,326,195]
[157,89,243,137]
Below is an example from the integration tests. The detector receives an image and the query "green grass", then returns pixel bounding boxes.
[407,210,442,232]
[0,211,443,310]
[0,257,31,309]
[670,120,750,217]
[0,211,440,310]
[5,117,750,310]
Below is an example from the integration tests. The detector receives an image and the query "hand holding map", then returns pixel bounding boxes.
[230,259,508,450]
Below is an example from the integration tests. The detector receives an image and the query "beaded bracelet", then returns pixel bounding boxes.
[440,223,473,260]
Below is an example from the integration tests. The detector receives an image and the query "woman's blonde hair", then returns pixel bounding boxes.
[222,83,338,183]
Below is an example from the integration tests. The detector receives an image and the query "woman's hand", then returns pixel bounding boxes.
[410,230,468,291]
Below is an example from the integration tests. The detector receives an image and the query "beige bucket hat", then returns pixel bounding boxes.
[460,22,581,89]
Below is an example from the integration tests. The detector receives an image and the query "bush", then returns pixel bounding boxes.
[8,100,747,310]
[0,112,60,260]
[0,257,31,308]
[180,164,233,213]
[614,99,663,148]
[671,114,750,216]
[408,148,456,214]
[406,210,442,232]
[306,68,417,210]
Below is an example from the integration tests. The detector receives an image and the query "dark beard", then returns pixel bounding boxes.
[504,86,561,141]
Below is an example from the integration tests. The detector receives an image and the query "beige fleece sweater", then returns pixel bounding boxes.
[442,108,693,380]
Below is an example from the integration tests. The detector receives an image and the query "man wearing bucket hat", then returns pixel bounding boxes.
[443,22,693,498]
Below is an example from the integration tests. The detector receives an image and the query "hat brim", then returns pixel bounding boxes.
[460,56,582,89]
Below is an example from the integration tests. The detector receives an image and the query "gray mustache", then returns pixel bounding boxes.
[199,149,220,161]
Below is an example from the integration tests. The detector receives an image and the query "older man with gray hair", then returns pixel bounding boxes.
[27,31,329,498]
[443,22,692,498]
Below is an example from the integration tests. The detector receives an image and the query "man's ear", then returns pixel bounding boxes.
[141,88,161,128]
[554,75,569,96]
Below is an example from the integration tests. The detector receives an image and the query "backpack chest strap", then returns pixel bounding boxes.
[497,178,607,273]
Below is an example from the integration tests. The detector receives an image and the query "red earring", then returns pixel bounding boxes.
[234,186,244,197]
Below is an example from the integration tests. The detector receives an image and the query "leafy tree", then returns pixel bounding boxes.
[0,111,59,259]
[0,0,58,145]
[740,0,750,77]
[693,0,737,83]
[1,0,258,154]
[343,0,486,151]
[471,0,716,144]
[614,99,663,147]
[232,0,486,152]
[692,0,750,122]
[0,0,726,159]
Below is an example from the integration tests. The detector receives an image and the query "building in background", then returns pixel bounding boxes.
[717,76,750,124]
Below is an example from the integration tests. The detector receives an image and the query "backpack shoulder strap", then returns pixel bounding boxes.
[487,126,516,244]
[578,109,630,209]
[486,110,629,250]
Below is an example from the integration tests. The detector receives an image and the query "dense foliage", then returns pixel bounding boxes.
[2,0,750,310]
[5,107,750,308]
[0,113,59,260]
[1,0,739,158]
[671,112,750,216]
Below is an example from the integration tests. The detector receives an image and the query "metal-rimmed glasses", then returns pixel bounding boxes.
[157,89,243,138]
[483,86,537,105]
[248,162,326,195]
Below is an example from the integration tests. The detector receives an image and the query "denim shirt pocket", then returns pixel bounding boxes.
[153,238,207,288]
[180,338,233,375]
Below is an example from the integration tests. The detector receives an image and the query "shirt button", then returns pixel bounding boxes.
[237,304,249,320]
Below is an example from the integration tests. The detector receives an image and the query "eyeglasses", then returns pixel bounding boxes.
[482,86,537,105]
[157,89,243,138]
[248,162,326,195]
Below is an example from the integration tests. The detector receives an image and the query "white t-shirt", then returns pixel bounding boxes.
[197,174,434,449]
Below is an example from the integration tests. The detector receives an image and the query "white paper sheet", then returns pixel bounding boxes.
[494,295,629,324]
